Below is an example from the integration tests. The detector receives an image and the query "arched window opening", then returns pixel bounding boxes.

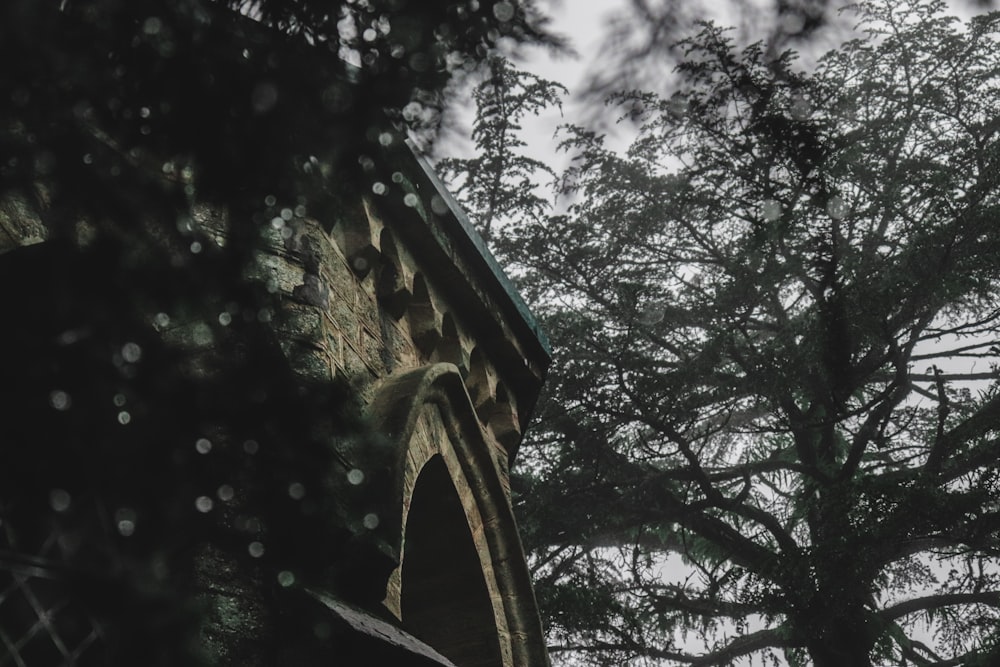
[400,456,503,667]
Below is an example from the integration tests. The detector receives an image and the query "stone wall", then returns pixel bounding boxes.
[223,142,552,665]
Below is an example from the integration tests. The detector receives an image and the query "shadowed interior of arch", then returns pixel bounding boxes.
[400,455,504,667]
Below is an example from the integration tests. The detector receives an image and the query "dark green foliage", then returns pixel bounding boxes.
[0,0,558,252]
[0,237,386,664]
[0,1,557,663]
[450,0,1000,664]
[437,55,567,241]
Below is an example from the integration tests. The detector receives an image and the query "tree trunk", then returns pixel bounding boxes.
[805,615,875,667]
[810,644,874,667]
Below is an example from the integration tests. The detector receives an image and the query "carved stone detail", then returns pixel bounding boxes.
[367,364,549,667]
[376,229,412,320]
[407,275,443,356]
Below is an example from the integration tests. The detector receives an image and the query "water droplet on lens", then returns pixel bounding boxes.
[277,570,295,587]
[430,195,449,215]
[402,101,421,121]
[121,342,142,363]
[192,322,213,346]
[248,541,265,558]
[251,82,279,114]
[826,195,848,219]
[790,93,811,120]
[50,489,71,512]
[288,482,305,500]
[50,390,71,411]
[762,199,782,221]
[115,508,137,536]
[637,303,665,326]
[117,411,131,425]
[217,484,235,501]
[363,513,379,529]
[403,193,419,208]
[143,16,162,35]
[493,1,515,21]
[195,438,212,454]
[243,439,259,455]
[347,469,365,485]
[195,496,214,512]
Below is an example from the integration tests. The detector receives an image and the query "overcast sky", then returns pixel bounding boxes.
[438,0,995,164]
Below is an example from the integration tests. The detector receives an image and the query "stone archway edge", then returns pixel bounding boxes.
[308,589,460,666]
[367,363,551,667]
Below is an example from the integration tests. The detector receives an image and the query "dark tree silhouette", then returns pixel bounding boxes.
[448,0,1000,664]
[0,1,556,664]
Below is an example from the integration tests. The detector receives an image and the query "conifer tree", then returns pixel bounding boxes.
[452,1,1000,664]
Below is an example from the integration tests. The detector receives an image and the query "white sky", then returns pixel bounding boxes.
[438,0,995,162]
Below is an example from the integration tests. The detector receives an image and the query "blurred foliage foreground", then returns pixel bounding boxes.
[0,0,555,664]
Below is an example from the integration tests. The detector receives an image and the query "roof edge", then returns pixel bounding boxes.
[405,140,553,361]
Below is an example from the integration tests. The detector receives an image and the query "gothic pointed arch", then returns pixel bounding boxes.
[367,363,549,667]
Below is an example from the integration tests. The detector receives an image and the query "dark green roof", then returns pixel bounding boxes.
[406,142,553,361]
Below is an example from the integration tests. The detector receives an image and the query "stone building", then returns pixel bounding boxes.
[249,142,554,666]
[0,139,551,665]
